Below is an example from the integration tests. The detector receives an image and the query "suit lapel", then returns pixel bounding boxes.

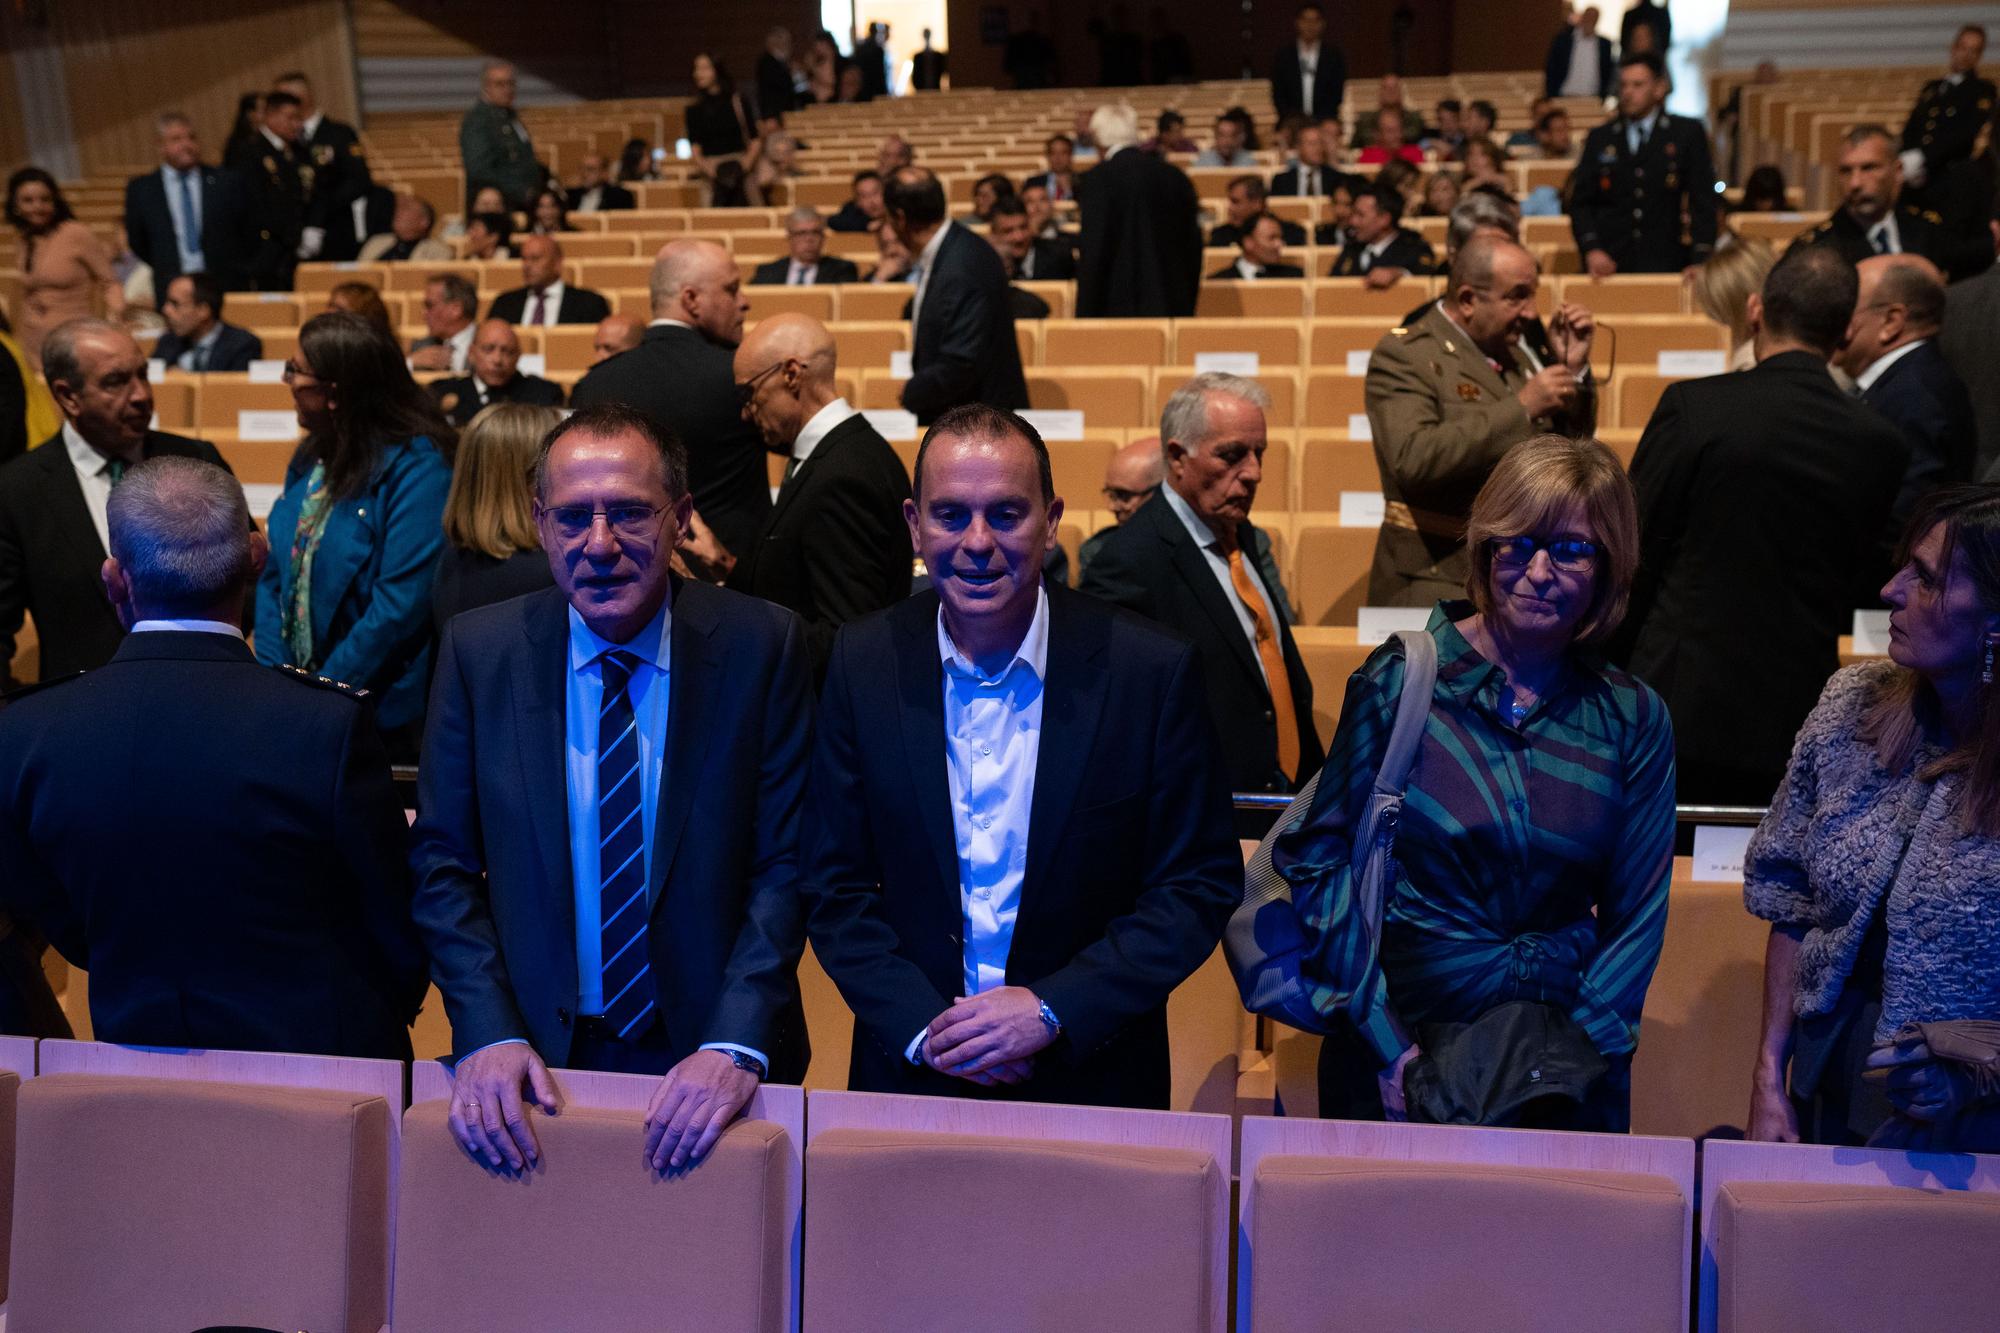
[651,578,720,912]
[513,589,577,953]
[894,599,964,903]
[1151,499,1266,692]
[1020,589,1109,919]
[37,439,112,593]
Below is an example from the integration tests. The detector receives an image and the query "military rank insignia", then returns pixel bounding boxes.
[1457,382,1481,401]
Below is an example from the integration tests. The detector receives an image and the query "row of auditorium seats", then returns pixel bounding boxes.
[0,1034,1991,1332]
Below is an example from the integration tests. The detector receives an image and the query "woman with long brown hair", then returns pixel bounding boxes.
[7,167,123,370]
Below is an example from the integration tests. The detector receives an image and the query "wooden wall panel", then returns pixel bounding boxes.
[0,36,29,172]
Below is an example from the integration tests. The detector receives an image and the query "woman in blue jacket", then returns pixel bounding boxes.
[258,310,454,758]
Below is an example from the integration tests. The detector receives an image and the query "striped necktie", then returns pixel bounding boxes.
[595,650,655,1039]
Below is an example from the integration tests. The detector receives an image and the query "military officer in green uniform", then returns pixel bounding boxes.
[224,88,310,292]
[1899,25,1995,212]
[1363,236,1598,606]
[1795,125,1962,276]
[1569,51,1718,276]
[459,60,548,212]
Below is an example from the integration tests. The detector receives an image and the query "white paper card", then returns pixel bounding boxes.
[149,413,160,430]
[1339,491,1386,528]
[147,359,167,381]
[1656,349,1727,377]
[1347,413,1372,439]
[862,409,919,439]
[889,349,912,378]
[517,353,547,376]
[333,262,365,272]
[242,483,283,519]
[247,360,287,383]
[1851,609,1891,656]
[1020,409,1085,440]
[1355,605,1433,646]
[258,290,295,301]
[1346,349,1372,375]
[237,410,299,441]
[1193,351,1259,375]
[1692,825,1756,882]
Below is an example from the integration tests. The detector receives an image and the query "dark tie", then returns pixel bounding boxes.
[106,458,127,485]
[781,456,802,487]
[595,650,654,1039]
[191,344,208,373]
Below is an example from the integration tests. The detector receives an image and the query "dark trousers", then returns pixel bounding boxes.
[567,1015,675,1076]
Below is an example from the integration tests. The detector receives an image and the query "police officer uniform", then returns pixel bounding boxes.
[1793,203,1957,275]
[300,112,374,262]
[224,129,309,291]
[1901,70,1997,210]
[1328,227,1436,278]
[1570,110,1719,272]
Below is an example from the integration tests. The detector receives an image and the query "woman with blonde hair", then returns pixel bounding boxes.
[1691,234,1778,370]
[431,401,559,631]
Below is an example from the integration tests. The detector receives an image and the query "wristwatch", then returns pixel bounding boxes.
[1036,998,1063,1039]
[726,1049,767,1080]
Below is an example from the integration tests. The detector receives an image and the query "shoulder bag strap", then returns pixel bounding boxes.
[1353,629,1438,937]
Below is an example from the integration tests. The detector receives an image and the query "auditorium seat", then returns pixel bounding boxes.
[1303,370,1369,429]
[550,232,640,259]
[214,439,302,485]
[826,320,907,372]
[1309,319,1398,366]
[1296,434,1381,509]
[574,257,657,291]
[1290,524,1375,625]
[232,296,304,330]
[385,261,479,293]
[1173,318,1304,368]
[148,377,198,432]
[295,263,387,296]
[1044,436,1117,506]
[1599,316,1730,378]
[1044,318,1170,368]
[1027,368,1151,427]
[197,374,299,434]
[542,325,597,372]
[1198,281,1308,319]
[1155,366,1299,430]
[1256,432,1293,510]
[1016,320,1040,367]
[1020,280,1073,318]
[1312,277,1435,320]
[1561,273,1687,316]
[833,284,913,321]
[599,209,694,233]
[745,285,837,322]
[1616,373,1677,429]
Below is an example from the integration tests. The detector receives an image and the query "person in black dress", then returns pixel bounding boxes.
[432,402,558,633]
[687,53,756,158]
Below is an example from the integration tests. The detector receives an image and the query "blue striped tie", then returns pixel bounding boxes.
[596,650,654,1039]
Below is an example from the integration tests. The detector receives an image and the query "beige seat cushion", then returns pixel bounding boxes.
[394,1101,792,1333]
[1252,1156,1684,1333]
[9,1073,390,1333]
[804,1128,1221,1333]
[1714,1179,2000,1332]
[0,1069,16,1302]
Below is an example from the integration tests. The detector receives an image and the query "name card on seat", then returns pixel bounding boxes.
[1851,609,1890,655]
[238,410,300,441]
[1339,491,1385,528]
[1194,351,1259,375]
[148,359,167,381]
[518,353,547,376]
[1355,605,1432,645]
[1657,349,1727,377]
[242,483,283,519]
[247,360,286,383]
[1348,413,1372,440]
[889,349,912,378]
[1692,825,1755,882]
[1346,350,1372,375]
[1020,409,1085,440]
[862,408,918,439]
[258,290,296,300]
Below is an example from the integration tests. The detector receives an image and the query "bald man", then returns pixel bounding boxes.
[591,313,643,364]
[1076,436,1166,581]
[428,318,564,428]
[571,239,769,560]
[488,234,612,327]
[726,314,911,677]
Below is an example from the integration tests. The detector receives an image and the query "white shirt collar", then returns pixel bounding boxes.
[532,278,566,300]
[1363,232,1397,261]
[916,222,951,272]
[1161,476,1226,548]
[1855,337,1929,393]
[132,618,245,640]
[1235,256,1263,280]
[162,162,199,183]
[302,111,324,140]
[1298,40,1320,60]
[192,322,224,353]
[937,583,1050,684]
[792,397,857,465]
[1947,71,1967,86]
[62,420,125,476]
[259,126,291,154]
[566,596,672,671]
[649,317,694,330]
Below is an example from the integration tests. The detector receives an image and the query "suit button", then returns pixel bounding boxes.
[1263,709,1275,721]
[557,1007,571,1025]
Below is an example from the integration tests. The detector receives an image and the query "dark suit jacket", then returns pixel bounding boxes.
[1939,262,2000,478]
[224,134,309,290]
[1328,229,1436,277]
[1022,170,1077,202]
[485,284,612,326]
[570,323,772,559]
[123,165,255,292]
[1863,339,1976,541]
[300,116,373,261]
[566,182,636,212]
[1271,41,1347,121]
[0,631,427,1059]
[1080,493,1323,794]
[1570,114,1719,273]
[1021,237,1077,281]
[155,322,262,373]
[1544,29,1615,98]
[410,582,813,1077]
[1208,260,1306,280]
[1076,147,1204,319]
[1269,163,1360,198]
[750,255,862,286]
[1211,217,1308,248]
[1615,352,1910,799]
[903,223,1029,424]
[429,373,565,428]
[0,432,232,685]
[801,585,1240,1108]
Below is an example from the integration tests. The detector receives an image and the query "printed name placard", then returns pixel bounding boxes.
[862,409,919,439]
[1347,413,1373,440]
[889,349,912,378]
[1657,349,1727,377]
[1355,605,1433,646]
[1346,349,1373,375]
[147,359,167,381]
[1339,491,1386,528]
[247,360,287,383]
[1692,825,1756,882]
[1019,409,1085,440]
[517,353,547,377]
[237,410,300,441]
[258,290,296,301]
[242,483,283,519]
[1193,351,1259,375]
[1851,609,1891,656]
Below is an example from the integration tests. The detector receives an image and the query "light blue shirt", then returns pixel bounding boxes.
[161,165,205,274]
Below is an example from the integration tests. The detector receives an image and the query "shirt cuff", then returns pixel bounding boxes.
[699,1041,770,1077]
[1898,148,1927,184]
[455,1037,529,1066]
[905,1026,929,1065]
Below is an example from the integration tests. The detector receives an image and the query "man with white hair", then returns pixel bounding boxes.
[460,60,547,210]
[1075,102,1203,317]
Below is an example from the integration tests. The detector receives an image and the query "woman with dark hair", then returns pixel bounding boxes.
[971,173,1016,222]
[1737,165,1791,212]
[616,139,660,184]
[7,167,122,370]
[255,311,454,756]
[529,188,573,235]
[686,53,755,158]
[225,92,266,163]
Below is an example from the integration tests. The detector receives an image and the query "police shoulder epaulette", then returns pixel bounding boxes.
[2,670,86,703]
[276,664,371,699]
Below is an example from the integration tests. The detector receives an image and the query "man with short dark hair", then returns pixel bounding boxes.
[751,208,862,285]
[488,235,612,325]
[566,154,635,213]
[124,112,254,293]
[410,273,479,373]
[224,88,310,290]
[1210,213,1304,280]
[1531,107,1574,158]
[1328,186,1435,286]
[1024,134,1076,202]
[983,197,1059,316]
[1210,175,1306,247]
[1615,245,1911,803]
[273,71,372,263]
[1004,190,1077,281]
[429,319,564,428]
[1194,109,1257,168]
[1571,52,1718,275]
[1795,125,1959,275]
[1898,25,1993,210]
[462,212,513,261]
[803,404,1240,1107]
[828,170,886,232]
[1271,3,1346,123]
[156,273,262,372]
[1270,124,1356,198]
[460,60,547,210]
[359,193,451,263]
[885,167,1028,423]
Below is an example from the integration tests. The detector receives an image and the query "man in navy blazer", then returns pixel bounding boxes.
[411,402,812,1175]
[123,112,253,292]
[155,274,263,373]
[801,405,1240,1109]
[1545,7,1615,99]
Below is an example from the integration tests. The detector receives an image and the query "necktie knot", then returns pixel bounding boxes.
[600,649,640,696]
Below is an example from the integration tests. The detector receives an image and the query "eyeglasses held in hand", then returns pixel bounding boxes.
[1489,535,1598,572]
[540,504,667,540]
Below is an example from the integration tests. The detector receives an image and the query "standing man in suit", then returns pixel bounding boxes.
[0,456,426,1058]
[570,241,769,563]
[274,72,372,263]
[461,61,547,211]
[429,320,564,428]
[155,273,262,372]
[1328,185,1436,287]
[567,155,636,213]
[1082,374,1322,796]
[887,167,1029,424]
[728,314,911,678]
[0,320,236,686]
[1615,245,1909,804]
[912,28,948,91]
[803,404,1239,1107]
[1570,53,1718,276]
[1546,6,1615,99]
[1209,213,1305,280]
[1899,26,1994,213]
[224,89,310,291]
[412,403,813,1173]
[1794,126,1962,276]
[750,209,861,286]
[1075,102,1204,318]
[123,112,253,294]
[486,236,612,326]
[1271,3,1347,124]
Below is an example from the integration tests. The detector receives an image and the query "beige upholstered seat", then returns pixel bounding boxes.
[0,1069,17,1303]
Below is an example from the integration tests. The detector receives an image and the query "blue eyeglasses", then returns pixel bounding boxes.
[1489,535,1599,572]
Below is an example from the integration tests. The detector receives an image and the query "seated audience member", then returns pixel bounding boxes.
[1077,435,1164,578]
[411,403,812,1174]
[1210,175,1306,247]
[971,172,1015,223]
[1328,186,1436,286]
[1690,234,1778,370]
[617,137,662,183]
[1528,107,1573,159]
[1195,109,1257,167]
[1271,124,1355,198]
[325,280,396,343]
[359,194,452,262]
[1747,483,2000,1152]
[801,404,1241,1108]
[592,313,643,363]
[1018,179,1074,249]
[746,132,805,206]
[993,192,1075,281]
[1616,244,1909,803]
[0,455,428,1059]
[1365,237,1596,606]
[410,273,479,372]
[1356,73,1425,146]
[752,208,861,285]
[256,312,453,756]
[431,319,565,428]
[1359,107,1425,166]
[1210,211,1304,279]
[431,402,559,631]
[528,188,572,235]
[1277,434,1672,1128]
[156,273,261,372]
[1464,99,1498,144]
[704,158,754,208]
[1374,156,1422,200]
[567,153,635,212]
[1505,97,1552,152]
[1459,138,1513,194]
[828,169,886,232]
[0,319,235,685]
[877,133,916,176]
[1430,99,1465,156]
[1082,374,1320,794]
[462,210,513,261]
[446,186,507,241]
[727,313,911,677]
[1418,172,1462,218]
[1151,110,1198,154]
[487,235,611,326]
[1796,125,1960,276]
[869,221,913,282]
[1736,165,1791,213]
[1311,181,1359,244]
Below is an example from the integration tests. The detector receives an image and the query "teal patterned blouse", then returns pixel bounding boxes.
[1272,602,1678,1068]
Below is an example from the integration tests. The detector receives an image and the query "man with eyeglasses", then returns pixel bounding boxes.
[1363,235,1596,607]
[412,401,813,1177]
[751,208,861,286]
[1074,436,1165,582]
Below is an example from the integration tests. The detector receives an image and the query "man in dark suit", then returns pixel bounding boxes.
[1615,245,1910,804]
[224,88,310,291]
[275,72,373,263]
[1209,175,1308,247]
[1545,6,1615,99]
[728,314,911,678]
[155,273,262,373]
[1899,25,1995,213]
[571,240,770,563]
[1271,3,1347,123]
[1794,126,1964,277]
[429,320,565,429]
[911,27,947,91]
[802,404,1239,1108]
[566,154,636,213]
[750,208,862,285]
[1209,213,1306,280]
[886,167,1029,424]
[0,321,236,686]
[828,171,886,233]
[1270,125,1357,198]
[1571,53,1718,276]
[1076,103,1204,318]
[412,403,812,1173]
[1082,373,1323,796]
[1022,134,1077,203]
[1620,0,1671,56]
[1940,242,2000,477]
[485,235,613,327]
[1328,185,1435,286]
[123,112,253,293]
[0,456,426,1058]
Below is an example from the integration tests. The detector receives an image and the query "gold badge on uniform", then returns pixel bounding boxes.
[1457,382,1482,401]
[263,156,276,173]
[440,392,460,412]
